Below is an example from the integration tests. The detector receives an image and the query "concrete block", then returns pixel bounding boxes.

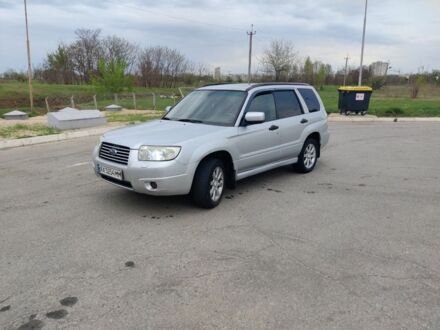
[105,104,122,112]
[3,110,29,120]
[47,108,106,130]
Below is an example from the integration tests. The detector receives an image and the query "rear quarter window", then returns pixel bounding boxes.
[273,90,303,118]
[298,88,321,113]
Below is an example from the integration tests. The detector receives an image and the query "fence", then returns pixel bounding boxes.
[44,92,181,112]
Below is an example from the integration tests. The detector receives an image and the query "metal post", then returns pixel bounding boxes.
[93,95,98,110]
[70,95,75,109]
[343,55,349,86]
[358,0,368,86]
[45,97,50,113]
[24,0,34,112]
[132,93,137,110]
[152,93,156,110]
[247,24,256,84]
[178,87,185,98]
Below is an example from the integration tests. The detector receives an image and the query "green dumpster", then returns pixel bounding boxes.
[338,86,373,116]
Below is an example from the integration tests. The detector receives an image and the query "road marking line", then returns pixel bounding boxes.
[67,162,91,168]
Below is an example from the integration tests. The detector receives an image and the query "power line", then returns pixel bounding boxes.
[247,24,256,83]
[122,4,243,32]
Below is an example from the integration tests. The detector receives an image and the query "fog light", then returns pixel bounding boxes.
[150,182,158,189]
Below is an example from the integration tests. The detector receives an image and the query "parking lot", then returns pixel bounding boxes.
[1,122,439,329]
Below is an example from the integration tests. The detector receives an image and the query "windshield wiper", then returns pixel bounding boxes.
[177,118,203,124]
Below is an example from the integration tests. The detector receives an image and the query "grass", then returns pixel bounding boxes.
[1,80,440,117]
[316,85,440,117]
[0,80,180,116]
[0,124,59,139]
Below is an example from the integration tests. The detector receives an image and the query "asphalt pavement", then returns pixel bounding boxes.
[1,122,439,329]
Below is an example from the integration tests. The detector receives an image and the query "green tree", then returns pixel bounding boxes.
[303,57,314,84]
[315,65,326,90]
[92,58,133,93]
[46,45,73,84]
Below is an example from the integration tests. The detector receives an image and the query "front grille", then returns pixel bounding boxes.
[99,142,130,165]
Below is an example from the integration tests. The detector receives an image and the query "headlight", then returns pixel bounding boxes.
[138,146,181,161]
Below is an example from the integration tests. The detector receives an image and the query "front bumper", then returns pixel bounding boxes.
[92,145,195,196]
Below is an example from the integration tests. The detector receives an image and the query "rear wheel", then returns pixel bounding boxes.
[191,158,225,208]
[294,138,319,173]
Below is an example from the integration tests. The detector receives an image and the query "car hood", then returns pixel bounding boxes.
[103,119,227,149]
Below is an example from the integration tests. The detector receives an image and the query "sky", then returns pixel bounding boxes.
[0,0,439,75]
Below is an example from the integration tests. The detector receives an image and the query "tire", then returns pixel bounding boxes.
[294,138,319,173]
[191,158,225,209]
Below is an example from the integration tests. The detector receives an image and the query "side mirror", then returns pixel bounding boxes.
[165,106,173,113]
[245,112,265,124]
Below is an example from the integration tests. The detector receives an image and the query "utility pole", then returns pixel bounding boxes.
[358,0,368,86]
[343,55,350,86]
[24,0,34,112]
[247,24,256,83]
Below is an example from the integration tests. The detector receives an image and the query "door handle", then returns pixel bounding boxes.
[300,118,308,124]
[269,125,279,131]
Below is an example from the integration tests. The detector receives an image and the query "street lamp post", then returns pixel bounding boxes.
[24,0,34,112]
[358,0,368,86]
[247,24,256,83]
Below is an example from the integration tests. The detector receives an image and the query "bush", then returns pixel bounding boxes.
[371,76,386,90]
[92,59,133,93]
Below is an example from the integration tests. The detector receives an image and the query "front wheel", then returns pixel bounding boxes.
[294,139,319,173]
[191,158,225,209]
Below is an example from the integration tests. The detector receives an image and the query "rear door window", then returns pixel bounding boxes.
[273,90,303,118]
[298,88,321,113]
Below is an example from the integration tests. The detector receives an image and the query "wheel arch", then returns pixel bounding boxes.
[193,150,236,189]
[306,132,321,157]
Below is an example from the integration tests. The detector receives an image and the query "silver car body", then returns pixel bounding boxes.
[92,83,329,195]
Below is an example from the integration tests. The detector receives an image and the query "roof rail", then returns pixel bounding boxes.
[245,82,310,91]
[201,82,239,87]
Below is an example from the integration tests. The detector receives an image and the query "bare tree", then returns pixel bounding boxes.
[136,46,190,87]
[260,40,298,81]
[196,62,210,77]
[101,35,138,72]
[68,29,103,83]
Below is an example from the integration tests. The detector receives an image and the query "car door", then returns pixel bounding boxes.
[273,90,308,160]
[235,91,282,172]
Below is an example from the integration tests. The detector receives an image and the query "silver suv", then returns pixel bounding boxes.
[92,83,329,208]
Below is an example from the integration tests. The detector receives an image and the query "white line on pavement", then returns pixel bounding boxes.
[67,161,91,168]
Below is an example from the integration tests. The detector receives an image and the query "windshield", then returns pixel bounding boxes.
[164,90,246,126]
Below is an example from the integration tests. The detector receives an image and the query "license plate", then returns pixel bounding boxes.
[97,164,123,181]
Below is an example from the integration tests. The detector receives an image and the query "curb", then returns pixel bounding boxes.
[327,116,440,122]
[0,125,125,150]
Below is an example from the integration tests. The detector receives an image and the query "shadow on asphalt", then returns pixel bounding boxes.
[92,164,318,214]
